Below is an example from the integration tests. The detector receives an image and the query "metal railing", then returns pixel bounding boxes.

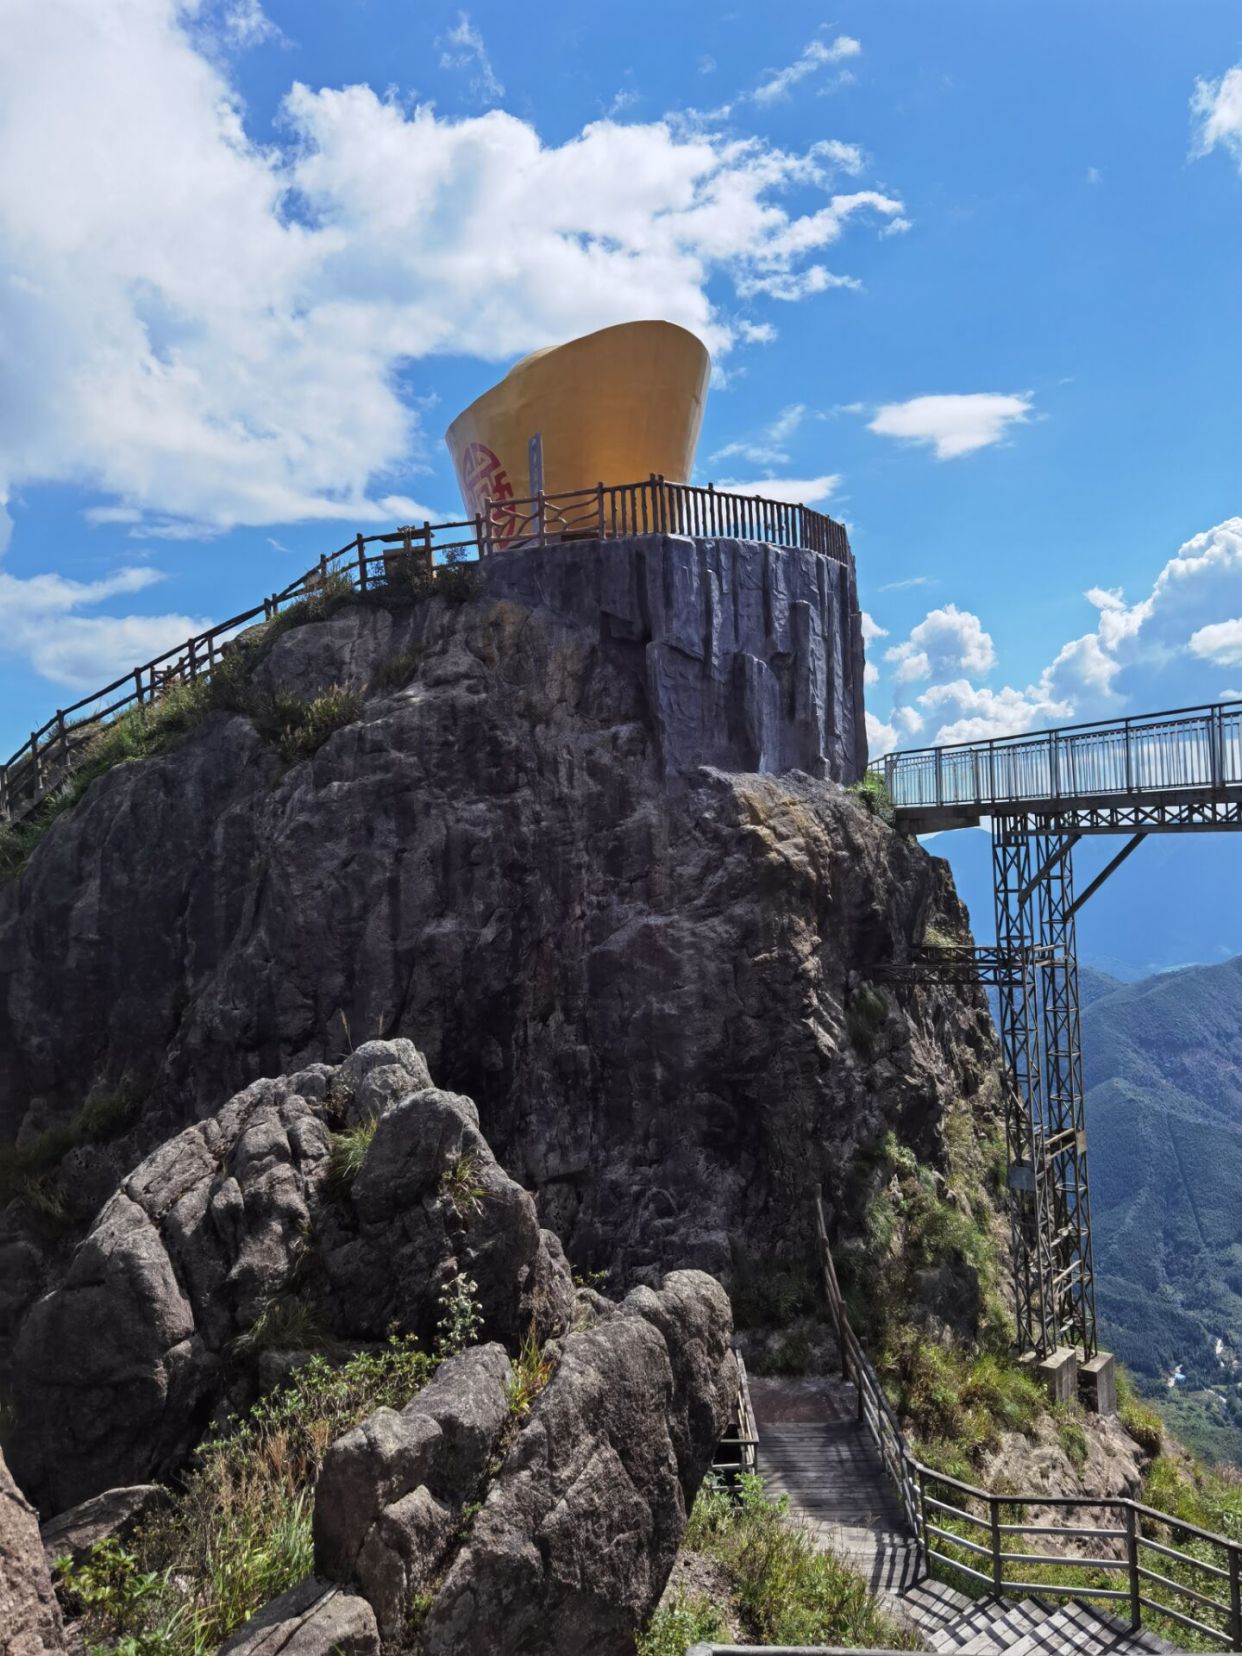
[814,1190,1242,1649]
[712,1352,760,1481]
[873,701,1242,818]
[0,477,849,828]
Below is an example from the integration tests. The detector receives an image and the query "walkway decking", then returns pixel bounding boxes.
[746,1374,1178,1655]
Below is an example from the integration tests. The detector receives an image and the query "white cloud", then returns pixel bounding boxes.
[867,393,1034,460]
[878,574,932,592]
[712,403,807,466]
[1192,63,1242,170]
[869,517,1242,750]
[721,475,840,505]
[1189,618,1242,667]
[885,603,996,685]
[698,54,717,76]
[439,12,504,104]
[1086,165,1103,185]
[736,320,777,344]
[0,563,210,693]
[0,0,907,547]
[866,710,900,757]
[751,35,862,104]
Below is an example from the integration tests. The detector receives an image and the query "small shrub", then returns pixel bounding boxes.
[369,646,421,693]
[846,984,889,1059]
[508,1327,553,1418]
[438,1150,485,1219]
[1058,1418,1090,1469]
[326,1120,376,1195]
[727,1247,819,1331]
[639,1593,729,1655]
[682,1472,912,1648]
[1118,1370,1164,1455]
[56,1333,432,1654]
[269,685,362,762]
[0,1078,141,1214]
[847,771,896,825]
[434,1271,483,1359]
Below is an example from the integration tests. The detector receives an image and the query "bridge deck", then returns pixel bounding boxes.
[874,700,1242,834]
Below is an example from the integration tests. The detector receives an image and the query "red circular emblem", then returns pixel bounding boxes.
[461,442,518,545]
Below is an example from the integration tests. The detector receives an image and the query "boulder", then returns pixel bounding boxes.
[0,1445,65,1654]
[314,1343,512,1643]
[216,1577,378,1656]
[40,1484,167,1571]
[11,1044,572,1513]
[376,1271,734,1654]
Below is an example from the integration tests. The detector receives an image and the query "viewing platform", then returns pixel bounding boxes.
[0,478,861,828]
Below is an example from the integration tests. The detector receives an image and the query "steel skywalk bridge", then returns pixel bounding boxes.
[871,701,1242,1397]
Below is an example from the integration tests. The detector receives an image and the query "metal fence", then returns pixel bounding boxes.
[814,1191,1242,1649]
[873,702,1242,816]
[0,477,849,828]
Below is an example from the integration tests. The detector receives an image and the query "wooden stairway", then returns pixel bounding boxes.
[748,1376,1179,1655]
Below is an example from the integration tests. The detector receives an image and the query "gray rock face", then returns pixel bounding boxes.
[314,1343,512,1643]
[483,534,865,780]
[216,1577,378,1656]
[10,1044,572,1513]
[0,535,992,1458]
[418,1270,736,1655]
[0,1446,64,1654]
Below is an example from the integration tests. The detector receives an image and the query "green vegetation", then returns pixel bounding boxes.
[642,1473,912,1653]
[507,1328,553,1418]
[846,771,896,825]
[1117,1369,1164,1456]
[0,1079,141,1220]
[268,685,362,763]
[879,1331,1043,1478]
[433,1271,483,1358]
[438,1149,486,1218]
[55,1334,433,1656]
[325,1120,376,1195]
[369,644,422,693]
[638,1594,729,1655]
[845,983,889,1059]
[1080,958,1242,1464]
[231,1295,333,1358]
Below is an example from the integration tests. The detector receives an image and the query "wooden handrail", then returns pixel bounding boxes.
[812,1186,1242,1649]
[1,477,851,828]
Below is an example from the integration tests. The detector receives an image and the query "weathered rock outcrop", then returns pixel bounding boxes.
[301,1270,734,1652]
[0,540,987,1286]
[11,1043,573,1513]
[0,1446,64,1655]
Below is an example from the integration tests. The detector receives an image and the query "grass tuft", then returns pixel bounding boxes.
[846,771,895,825]
[369,645,422,694]
[0,1078,142,1218]
[326,1120,376,1195]
[846,983,889,1059]
[269,685,362,763]
[507,1328,554,1418]
[639,1593,729,1655]
[438,1149,486,1219]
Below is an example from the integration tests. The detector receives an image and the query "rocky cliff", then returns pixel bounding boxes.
[0,533,989,1340]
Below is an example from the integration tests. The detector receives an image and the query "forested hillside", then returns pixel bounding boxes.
[1082,959,1242,1464]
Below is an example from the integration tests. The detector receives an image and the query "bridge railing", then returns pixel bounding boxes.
[873,701,1242,815]
[0,478,849,827]
[814,1189,1242,1649]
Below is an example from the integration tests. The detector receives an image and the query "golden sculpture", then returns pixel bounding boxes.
[445,321,710,540]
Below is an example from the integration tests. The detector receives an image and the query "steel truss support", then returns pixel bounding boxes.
[993,818,1097,1360]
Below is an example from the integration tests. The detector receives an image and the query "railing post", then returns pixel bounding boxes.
[1228,1541,1241,1651]
[476,510,487,558]
[536,489,546,546]
[134,667,144,706]
[1125,1505,1141,1632]
[356,532,367,592]
[29,732,40,797]
[597,480,605,539]
[990,1496,1002,1596]
[917,1465,928,1579]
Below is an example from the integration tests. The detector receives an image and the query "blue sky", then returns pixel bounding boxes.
[2,0,1242,766]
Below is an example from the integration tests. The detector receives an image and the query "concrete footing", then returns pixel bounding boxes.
[1079,1350,1117,1415]
[1037,1345,1079,1405]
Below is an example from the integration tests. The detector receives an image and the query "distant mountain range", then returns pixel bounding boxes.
[1083,959,1242,1463]
[928,829,1242,1465]
[930,828,1242,981]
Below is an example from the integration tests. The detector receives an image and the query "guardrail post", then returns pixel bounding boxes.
[596,481,605,539]
[29,732,40,797]
[1228,1541,1241,1651]
[990,1497,1002,1596]
[1125,1505,1141,1632]
[356,532,367,592]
